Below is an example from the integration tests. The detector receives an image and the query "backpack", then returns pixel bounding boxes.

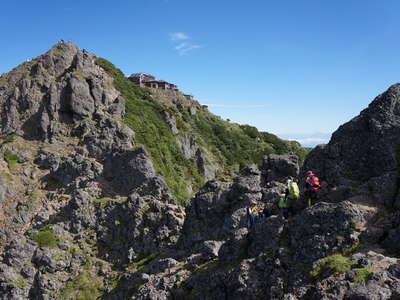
[288,181,300,199]
[306,176,314,189]
[306,176,321,191]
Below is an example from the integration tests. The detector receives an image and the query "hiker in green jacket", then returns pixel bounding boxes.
[278,191,289,219]
[279,179,300,219]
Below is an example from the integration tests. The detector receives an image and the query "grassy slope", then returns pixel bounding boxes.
[95,58,202,204]
[95,58,308,203]
[185,111,308,175]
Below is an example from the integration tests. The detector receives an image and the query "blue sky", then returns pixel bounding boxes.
[1,0,400,146]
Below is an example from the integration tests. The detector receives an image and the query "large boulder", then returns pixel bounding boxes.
[96,189,185,265]
[289,201,365,263]
[73,116,134,159]
[262,154,299,182]
[247,215,284,257]
[103,147,156,195]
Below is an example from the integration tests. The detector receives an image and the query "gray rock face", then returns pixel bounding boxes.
[115,145,399,300]
[345,283,392,300]
[41,151,102,186]
[177,134,217,182]
[303,84,400,206]
[0,42,190,300]
[247,215,284,257]
[177,134,197,159]
[262,154,299,182]
[382,212,400,254]
[0,145,185,299]
[161,111,178,134]
[289,201,365,263]
[69,75,96,117]
[0,41,124,142]
[96,190,185,266]
[195,148,217,182]
[178,179,235,251]
[103,147,156,195]
[74,115,134,159]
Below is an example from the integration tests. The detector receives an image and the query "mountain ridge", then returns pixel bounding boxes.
[0,41,307,203]
[1,42,400,299]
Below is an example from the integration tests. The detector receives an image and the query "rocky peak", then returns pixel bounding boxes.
[364,83,400,125]
[0,41,125,142]
[0,42,186,299]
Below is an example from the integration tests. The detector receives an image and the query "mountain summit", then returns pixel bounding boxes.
[0,42,125,139]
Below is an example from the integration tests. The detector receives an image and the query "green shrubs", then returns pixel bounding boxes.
[50,47,66,56]
[28,190,39,203]
[95,57,308,204]
[95,57,203,204]
[60,271,104,300]
[1,134,16,145]
[31,225,58,248]
[191,113,277,174]
[353,267,373,283]
[128,253,158,271]
[189,112,308,176]
[3,149,18,168]
[310,254,355,279]
[191,114,268,173]
[93,196,128,206]
[12,276,28,288]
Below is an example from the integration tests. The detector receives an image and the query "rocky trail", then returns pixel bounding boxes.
[0,42,400,299]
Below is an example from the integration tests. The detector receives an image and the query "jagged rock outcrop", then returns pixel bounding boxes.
[176,134,217,182]
[262,154,300,182]
[289,201,365,264]
[73,117,134,159]
[0,42,124,143]
[0,42,186,299]
[110,162,380,300]
[106,84,400,299]
[303,84,400,207]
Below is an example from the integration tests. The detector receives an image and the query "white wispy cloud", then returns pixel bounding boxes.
[169,32,189,41]
[169,32,202,55]
[175,42,202,55]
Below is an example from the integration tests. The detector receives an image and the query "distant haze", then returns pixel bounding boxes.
[278,133,332,148]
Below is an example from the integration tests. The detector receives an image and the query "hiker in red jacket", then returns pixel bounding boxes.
[305,170,321,207]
